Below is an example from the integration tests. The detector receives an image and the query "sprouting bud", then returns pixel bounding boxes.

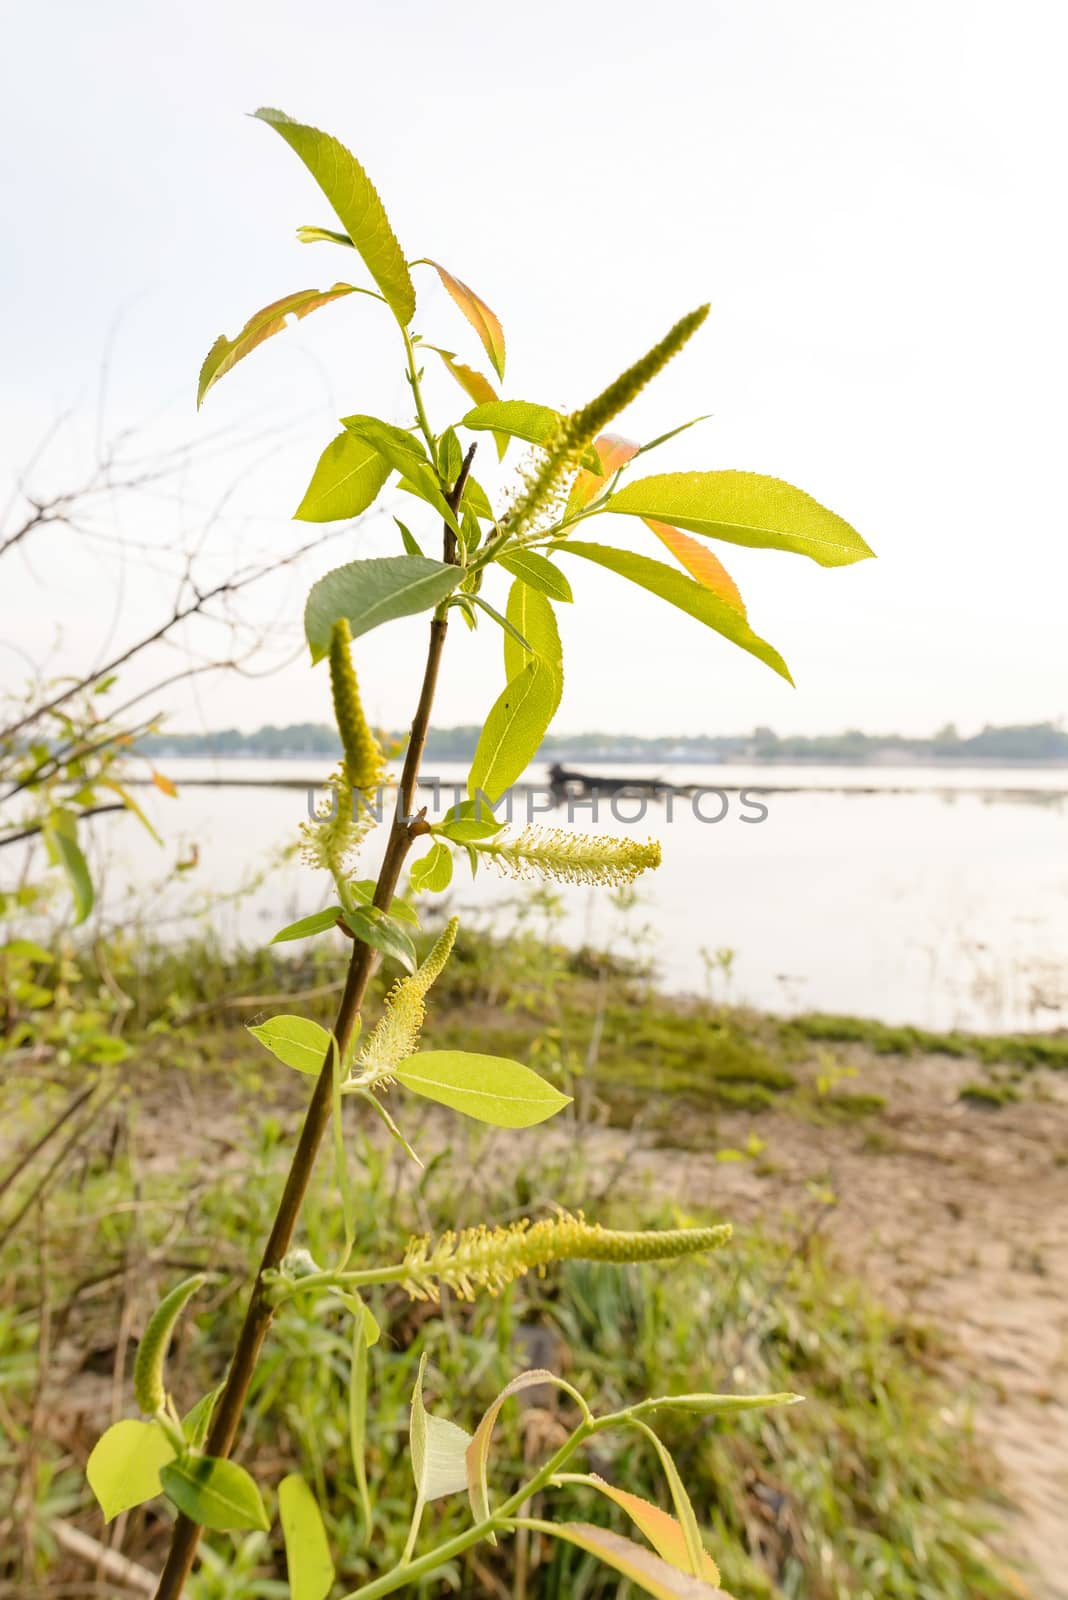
[473,827,661,887]
[329,618,385,801]
[399,1213,731,1302]
[356,916,459,1079]
[503,304,709,538]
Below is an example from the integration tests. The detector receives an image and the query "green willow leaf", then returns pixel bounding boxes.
[346,1295,374,1537]
[461,401,600,470]
[498,549,573,602]
[87,1419,174,1523]
[44,820,93,924]
[247,1015,332,1075]
[160,1456,270,1533]
[198,285,356,408]
[394,1050,571,1127]
[271,906,345,944]
[605,471,873,567]
[294,432,391,523]
[342,906,417,972]
[340,415,462,534]
[254,109,415,324]
[305,557,463,661]
[557,542,792,684]
[467,658,558,804]
[410,840,453,894]
[279,1475,335,1600]
[503,581,563,698]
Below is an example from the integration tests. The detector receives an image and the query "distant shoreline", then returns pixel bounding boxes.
[137,718,1068,768]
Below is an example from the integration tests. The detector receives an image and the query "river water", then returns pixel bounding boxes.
[87,759,1068,1033]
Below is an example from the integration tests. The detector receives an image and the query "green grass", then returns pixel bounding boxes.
[785,1012,1068,1071]
[0,1117,1017,1600]
[0,925,1048,1597]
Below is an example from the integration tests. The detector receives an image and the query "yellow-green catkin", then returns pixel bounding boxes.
[356,916,459,1079]
[399,1213,731,1302]
[301,620,386,876]
[504,304,709,539]
[329,618,385,803]
[475,827,661,887]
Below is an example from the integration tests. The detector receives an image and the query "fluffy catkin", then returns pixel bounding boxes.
[503,304,709,538]
[399,1214,731,1301]
[475,827,661,886]
[356,916,459,1078]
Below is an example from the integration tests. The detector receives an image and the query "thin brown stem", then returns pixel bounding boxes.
[152,445,475,1599]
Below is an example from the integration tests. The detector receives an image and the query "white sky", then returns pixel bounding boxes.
[2,0,1066,739]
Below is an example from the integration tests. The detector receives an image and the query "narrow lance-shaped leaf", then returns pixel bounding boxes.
[462,401,601,470]
[520,1521,726,1599]
[271,906,345,944]
[305,556,463,661]
[628,1420,708,1581]
[347,1297,373,1539]
[44,819,93,925]
[503,580,563,696]
[577,1476,721,1586]
[467,658,558,803]
[426,260,506,378]
[279,1475,335,1600]
[295,433,391,524]
[645,521,746,615]
[498,549,573,603]
[198,284,356,407]
[556,543,792,684]
[395,1050,571,1128]
[428,348,508,459]
[606,470,873,567]
[253,110,415,325]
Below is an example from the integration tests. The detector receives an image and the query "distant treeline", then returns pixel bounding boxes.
[138,720,1068,765]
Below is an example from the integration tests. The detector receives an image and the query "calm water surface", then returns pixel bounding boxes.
[90,760,1068,1033]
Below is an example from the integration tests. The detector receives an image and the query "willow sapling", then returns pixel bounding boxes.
[86,107,874,1599]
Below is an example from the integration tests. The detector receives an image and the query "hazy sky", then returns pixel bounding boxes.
[2,0,1066,738]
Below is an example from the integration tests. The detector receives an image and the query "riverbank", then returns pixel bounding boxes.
[2,928,1064,1597]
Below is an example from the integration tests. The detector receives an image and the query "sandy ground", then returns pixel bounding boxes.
[567,1050,1068,1600]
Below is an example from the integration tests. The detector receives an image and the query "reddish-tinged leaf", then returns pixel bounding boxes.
[428,261,506,379]
[197,285,356,406]
[644,522,746,616]
[151,770,178,798]
[585,1476,721,1585]
[430,349,507,460]
[525,1521,729,1598]
[568,433,640,513]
